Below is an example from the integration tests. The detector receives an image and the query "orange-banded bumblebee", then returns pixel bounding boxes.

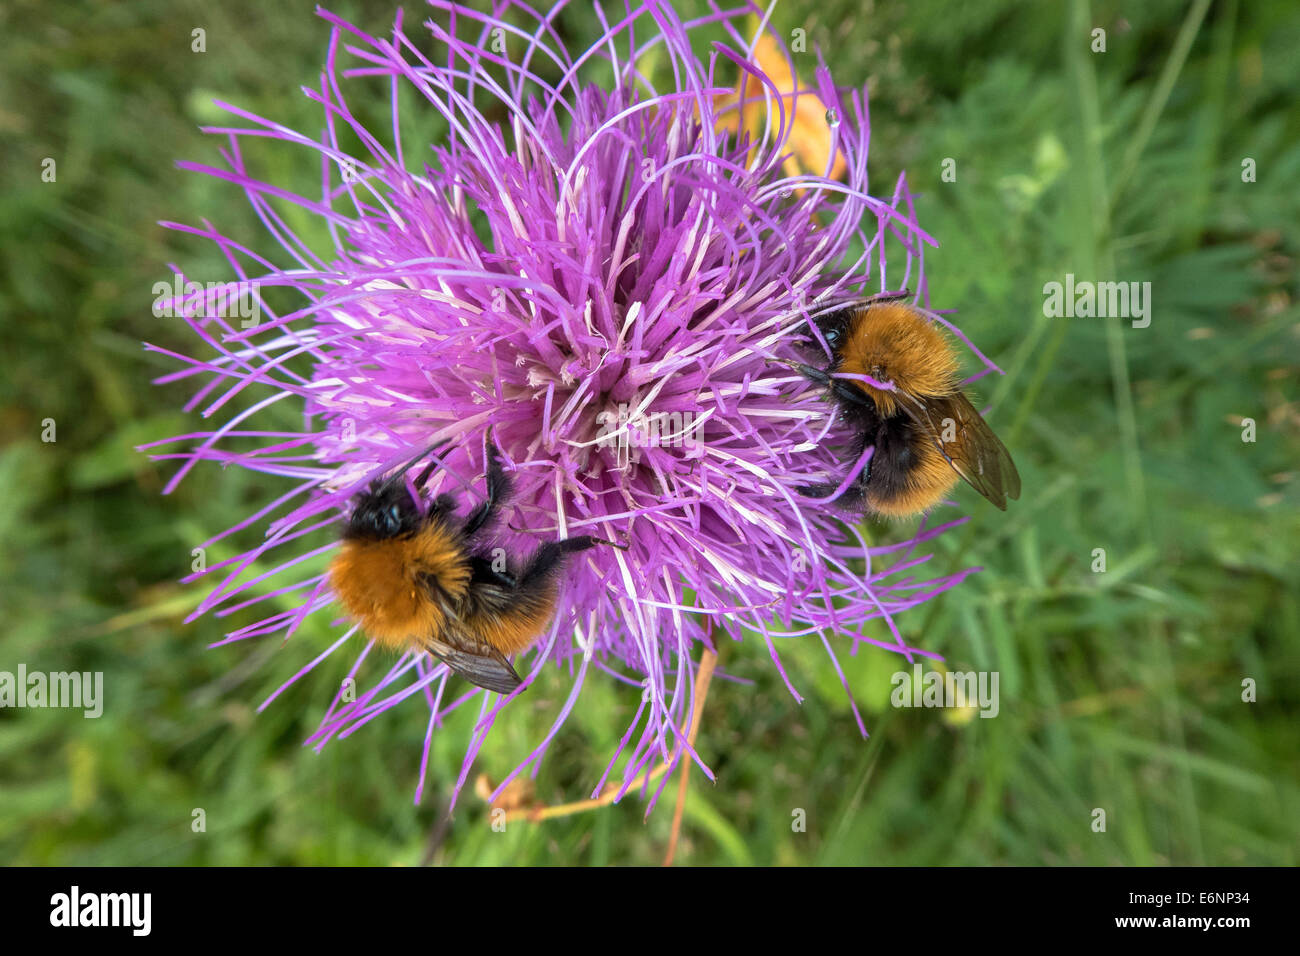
[785,292,1020,516]
[328,432,618,694]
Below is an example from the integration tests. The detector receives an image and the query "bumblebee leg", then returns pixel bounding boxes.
[509,534,602,592]
[504,534,622,594]
[468,555,518,590]
[466,535,618,598]
[797,481,836,499]
[555,534,627,553]
[798,434,872,505]
[781,361,834,387]
[797,481,867,508]
[777,360,874,408]
[463,429,513,537]
[830,381,876,408]
[518,541,569,587]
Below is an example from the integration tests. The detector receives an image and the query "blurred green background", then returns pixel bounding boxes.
[2,0,1297,865]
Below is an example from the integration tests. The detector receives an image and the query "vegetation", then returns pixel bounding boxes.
[1,0,1296,864]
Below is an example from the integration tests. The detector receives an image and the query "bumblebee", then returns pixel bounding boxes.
[784,292,1021,516]
[328,432,614,694]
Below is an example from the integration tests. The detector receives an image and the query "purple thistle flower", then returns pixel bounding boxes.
[145,1,1001,811]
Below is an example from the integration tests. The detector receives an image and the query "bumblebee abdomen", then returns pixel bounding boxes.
[465,583,559,655]
[863,414,959,517]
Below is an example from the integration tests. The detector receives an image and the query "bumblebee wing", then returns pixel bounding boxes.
[898,391,1021,510]
[425,625,523,695]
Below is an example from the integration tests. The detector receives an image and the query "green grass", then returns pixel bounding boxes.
[1,0,1297,865]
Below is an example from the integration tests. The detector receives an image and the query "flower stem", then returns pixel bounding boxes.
[663,642,719,866]
[502,642,719,829]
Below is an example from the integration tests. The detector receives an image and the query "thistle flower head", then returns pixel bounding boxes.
[148,1,999,809]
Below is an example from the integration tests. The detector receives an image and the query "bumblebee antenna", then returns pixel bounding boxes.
[862,288,911,306]
[372,437,452,495]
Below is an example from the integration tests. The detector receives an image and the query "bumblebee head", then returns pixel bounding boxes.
[799,307,852,362]
[343,438,453,540]
[346,484,422,540]
[817,320,846,351]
